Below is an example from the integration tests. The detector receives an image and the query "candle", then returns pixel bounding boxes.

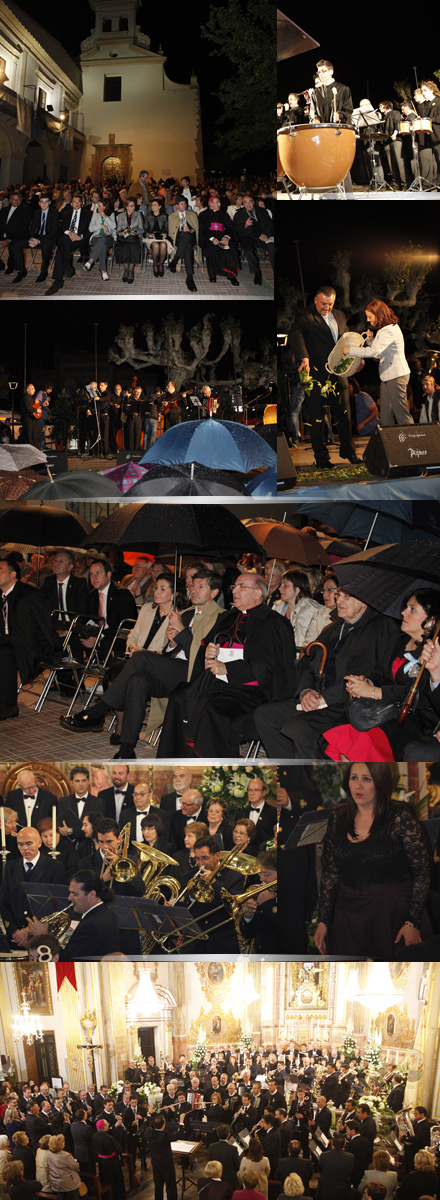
[0,807,5,849]
[52,805,57,848]
[27,807,32,827]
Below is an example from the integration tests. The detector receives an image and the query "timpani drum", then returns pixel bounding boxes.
[278,123,356,190]
[414,118,432,132]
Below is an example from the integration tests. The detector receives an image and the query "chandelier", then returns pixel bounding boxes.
[12,991,44,1045]
[126,967,165,1025]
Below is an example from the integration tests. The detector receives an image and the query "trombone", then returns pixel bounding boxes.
[100,822,138,882]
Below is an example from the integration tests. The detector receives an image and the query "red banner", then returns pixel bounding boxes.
[55,963,77,992]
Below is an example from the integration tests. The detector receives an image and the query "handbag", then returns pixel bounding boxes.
[348,697,403,731]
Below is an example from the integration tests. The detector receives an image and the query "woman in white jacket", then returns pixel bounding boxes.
[85,200,116,280]
[273,569,330,654]
[343,299,412,426]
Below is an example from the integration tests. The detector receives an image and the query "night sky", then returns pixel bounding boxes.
[278,2,436,108]
[0,300,275,383]
[277,206,440,324]
[13,0,244,169]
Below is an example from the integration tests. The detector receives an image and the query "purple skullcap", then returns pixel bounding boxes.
[96,1120,106,1130]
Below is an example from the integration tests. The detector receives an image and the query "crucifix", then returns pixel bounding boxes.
[78,1011,103,1086]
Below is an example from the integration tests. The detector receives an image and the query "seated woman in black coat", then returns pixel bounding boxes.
[143,200,172,277]
[396,1148,437,1199]
[3,1161,40,1200]
[11,1134,35,1180]
[114,199,144,284]
[138,810,178,859]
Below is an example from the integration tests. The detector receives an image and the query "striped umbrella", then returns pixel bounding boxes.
[99,462,149,494]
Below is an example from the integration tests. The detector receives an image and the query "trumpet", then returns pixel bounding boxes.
[220,879,277,952]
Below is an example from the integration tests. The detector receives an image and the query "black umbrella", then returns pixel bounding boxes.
[335,538,440,618]
[126,463,248,496]
[23,471,123,501]
[0,504,93,546]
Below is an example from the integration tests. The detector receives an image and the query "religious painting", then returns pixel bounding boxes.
[14,964,53,1015]
[374,1004,415,1048]
[196,962,235,1006]
[285,962,330,1011]
[211,1014,222,1035]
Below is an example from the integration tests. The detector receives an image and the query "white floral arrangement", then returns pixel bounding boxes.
[137,1083,163,1110]
[242,1033,254,1053]
[189,1038,208,1067]
[358,1092,396,1136]
[108,1080,125,1100]
[199,765,276,812]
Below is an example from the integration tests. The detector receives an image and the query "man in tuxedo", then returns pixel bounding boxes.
[355,1105,377,1159]
[387,1074,405,1112]
[58,765,105,842]
[0,190,32,273]
[6,766,56,829]
[344,1121,371,1187]
[29,868,122,959]
[289,287,360,469]
[13,194,60,283]
[46,195,90,295]
[0,825,65,948]
[97,763,135,822]
[402,1106,431,1171]
[128,781,170,845]
[311,1096,332,1140]
[26,1101,53,1151]
[61,568,223,756]
[168,197,199,293]
[169,788,206,850]
[316,1133,354,1200]
[276,1140,314,1190]
[208,1126,240,1189]
[237,777,275,847]
[320,1065,339,1105]
[233,195,274,285]
[0,556,62,719]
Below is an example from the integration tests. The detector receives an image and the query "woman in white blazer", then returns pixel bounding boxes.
[85,201,116,280]
[126,574,175,655]
[343,299,412,426]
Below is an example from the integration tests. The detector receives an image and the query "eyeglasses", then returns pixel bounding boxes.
[233,584,257,591]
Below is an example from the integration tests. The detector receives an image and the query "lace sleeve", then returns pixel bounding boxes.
[318,813,341,926]
[391,804,431,927]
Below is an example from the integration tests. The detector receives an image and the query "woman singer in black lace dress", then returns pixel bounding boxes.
[314,762,431,957]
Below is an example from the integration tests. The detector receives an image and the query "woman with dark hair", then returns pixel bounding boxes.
[143,199,172,276]
[139,810,176,857]
[205,799,233,850]
[114,198,144,284]
[78,811,105,860]
[322,575,339,615]
[174,821,209,885]
[85,199,116,279]
[313,762,431,957]
[273,570,330,652]
[342,300,411,426]
[324,588,440,762]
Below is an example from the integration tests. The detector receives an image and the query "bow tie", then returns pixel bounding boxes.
[23,795,35,801]
[115,790,126,796]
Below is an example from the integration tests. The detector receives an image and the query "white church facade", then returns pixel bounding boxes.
[0,0,203,190]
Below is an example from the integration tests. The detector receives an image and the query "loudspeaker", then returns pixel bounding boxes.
[364,425,440,478]
[45,450,68,476]
[277,433,297,490]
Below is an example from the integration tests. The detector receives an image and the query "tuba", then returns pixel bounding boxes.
[132,842,181,904]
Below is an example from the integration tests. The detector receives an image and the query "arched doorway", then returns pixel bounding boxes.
[101,155,123,182]
[23,140,46,183]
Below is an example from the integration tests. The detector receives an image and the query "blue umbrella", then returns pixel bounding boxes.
[246,468,277,496]
[140,418,276,473]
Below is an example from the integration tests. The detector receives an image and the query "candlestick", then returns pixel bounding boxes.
[52,805,57,847]
[0,807,5,849]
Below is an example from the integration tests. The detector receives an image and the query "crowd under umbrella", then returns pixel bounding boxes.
[244,519,330,566]
[0,468,45,500]
[81,501,264,602]
[0,444,47,471]
[245,468,277,496]
[22,471,123,502]
[292,497,440,546]
[126,462,248,496]
[334,538,440,618]
[139,418,277,474]
[0,504,93,584]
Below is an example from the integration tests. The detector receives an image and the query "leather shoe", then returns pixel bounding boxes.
[186,277,197,292]
[342,454,362,464]
[169,260,177,273]
[60,710,105,731]
[109,732,121,745]
[254,270,262,285]
[35,272,47,283]
[14,271,27,282]
[5,265,14,275]
[0,704,19,721]
[229,276,239,286]
[46,280,64,295]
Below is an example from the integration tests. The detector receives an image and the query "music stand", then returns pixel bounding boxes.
[353,108,392,192]
[170,1140,202,1200]
[23,883,70,919]
[282,809,331,850]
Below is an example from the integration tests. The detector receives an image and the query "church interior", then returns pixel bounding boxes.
[0,961,439,1198]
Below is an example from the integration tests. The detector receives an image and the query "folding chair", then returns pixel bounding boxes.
[33,610,91,713]
[64,616,137,717]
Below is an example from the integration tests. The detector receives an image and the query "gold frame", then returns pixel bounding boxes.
[14,963,53,1015]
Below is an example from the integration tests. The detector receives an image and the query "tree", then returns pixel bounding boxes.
[201,0,275,159]
[108,314,275,388]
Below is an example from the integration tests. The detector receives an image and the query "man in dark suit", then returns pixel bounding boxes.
[320,1066,339,1105]
[46,195,91,295]
[254,592,400,759]
[58,765,105,842]
[97,764,135,822]
[257,1113,281,1175]
[316,1133,354,1200]
[26,1101,53,1151]
[13,194,60,283]
[344,1121,371,1187]
[276,1140,314,1190]
[0,556,62,719]
[39,549,89,626]
[0,190,32,273]
[28,868,122,959]
[402,1106,431,1171]
[312,1096,332,1139]
[160,767,193,818]
[233,195,274,285]
[6,766,57,829]
[208,1125,240,1189]
[387,1074,405,1112]
[289,286,360,468]
[60,569,223,756]
[237,776,276,847]
[128,781,170,845]
[355,1106,377,1159]
[0,825,65,948]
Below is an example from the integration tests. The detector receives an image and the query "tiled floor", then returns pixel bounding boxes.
[0,257,273,301]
